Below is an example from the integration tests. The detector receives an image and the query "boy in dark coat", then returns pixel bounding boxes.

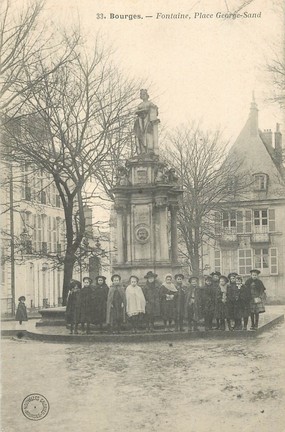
[245,269,266,330]
[227,272,241,330]
[203,276,215,330]
[174,273,186,332]
[65,280,82,334]
[15,296,28,324]
[210,271,221,329]
[106,274,126,334]
[93,276,109,332]
[143,271,160,332]
[185,276,199,332]
[80,276,95,334]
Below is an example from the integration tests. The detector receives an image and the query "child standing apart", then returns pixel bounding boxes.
[185,276,200,332]
[245,269,266,330]
[65,280,82,334]
[125,276,146,333]
[15,296,28,325]
[159,274,178,332]
[236,275,251,331]
[106,274,126,334]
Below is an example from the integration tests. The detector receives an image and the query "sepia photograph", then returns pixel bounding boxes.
[1,0,285,431]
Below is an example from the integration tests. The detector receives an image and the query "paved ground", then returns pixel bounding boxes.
[2,306,285,432]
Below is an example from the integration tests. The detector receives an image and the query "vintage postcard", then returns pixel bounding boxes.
[1,0,285,431]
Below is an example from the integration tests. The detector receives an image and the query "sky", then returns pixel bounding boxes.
[42,0,284,145]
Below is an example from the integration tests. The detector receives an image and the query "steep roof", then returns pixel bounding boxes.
[227,96,285,201]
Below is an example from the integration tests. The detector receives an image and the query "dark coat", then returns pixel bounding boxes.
[79,285,95,323]
[65,289,81,324]
[239,284,251,318]
[93,283,109,324]
[106,284,126,325]
[214,284,228,319]
[227,283,242,319]
[245,278,266,314]
[203,284,216,316]
[159,284,177,320]
[143,280,161,318]
[175,284,186,320]
[15,302,28,322]
[196,286,206,319]
[185,286,199,321]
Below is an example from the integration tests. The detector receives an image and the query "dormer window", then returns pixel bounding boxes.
[253,173,268,191]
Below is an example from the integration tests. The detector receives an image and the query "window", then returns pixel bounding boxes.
[253,174,268,191]
[238,249,252,275]
[222,211,236,229]
[254,248,269,269]
[270,248,278,275]
[254,209,268,227]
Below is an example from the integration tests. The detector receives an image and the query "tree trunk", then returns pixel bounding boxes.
[192,225,200,276]
[62,250,76,305]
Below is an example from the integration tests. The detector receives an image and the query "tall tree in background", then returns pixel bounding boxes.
[165,125,250,275]
[3,36,140,304]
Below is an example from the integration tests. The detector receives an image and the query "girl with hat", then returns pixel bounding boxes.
[80,276,95,334]
[106,274,126,334]
[159,274,178,332]
[185,277,200,332]
[93,276,109,332]
[143,271,160,332]
[15,296,28,325]
[214,275,229,331]
[245,270,266,330]
[174,274,186,332]
[125,275,146,333]
[65,280,82,334]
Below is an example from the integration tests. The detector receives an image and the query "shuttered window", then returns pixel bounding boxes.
[268,209,276,232]
[214,212,221,235]
[236,210,243,234]
[238,249,252,275]
[214,250,221,272]
[270,248,278,275]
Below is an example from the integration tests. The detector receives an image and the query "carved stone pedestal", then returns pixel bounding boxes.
[110,154,183,283]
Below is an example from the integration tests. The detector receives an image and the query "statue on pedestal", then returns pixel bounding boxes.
[134,89,160,155]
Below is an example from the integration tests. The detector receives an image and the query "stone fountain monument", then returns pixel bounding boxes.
[110,90,183,282]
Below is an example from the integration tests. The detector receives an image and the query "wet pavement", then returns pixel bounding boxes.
[2,307,285,432]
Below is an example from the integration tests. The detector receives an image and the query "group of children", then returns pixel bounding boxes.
[64,269,266,334]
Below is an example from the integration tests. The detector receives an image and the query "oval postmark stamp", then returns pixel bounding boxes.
[21,393,49,421]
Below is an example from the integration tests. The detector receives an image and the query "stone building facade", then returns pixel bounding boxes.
[207,99,285,301]
[1,161,66,315]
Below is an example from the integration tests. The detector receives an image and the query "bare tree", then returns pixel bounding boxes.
[0,0,80,114]
[3,36,140,304]
[165,125,250,275]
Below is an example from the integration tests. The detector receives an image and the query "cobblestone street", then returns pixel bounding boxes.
[2,308,285,432]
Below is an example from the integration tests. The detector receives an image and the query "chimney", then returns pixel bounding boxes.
[262,129,272,147]
[249,92,258,136]
[274,123,282,163]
